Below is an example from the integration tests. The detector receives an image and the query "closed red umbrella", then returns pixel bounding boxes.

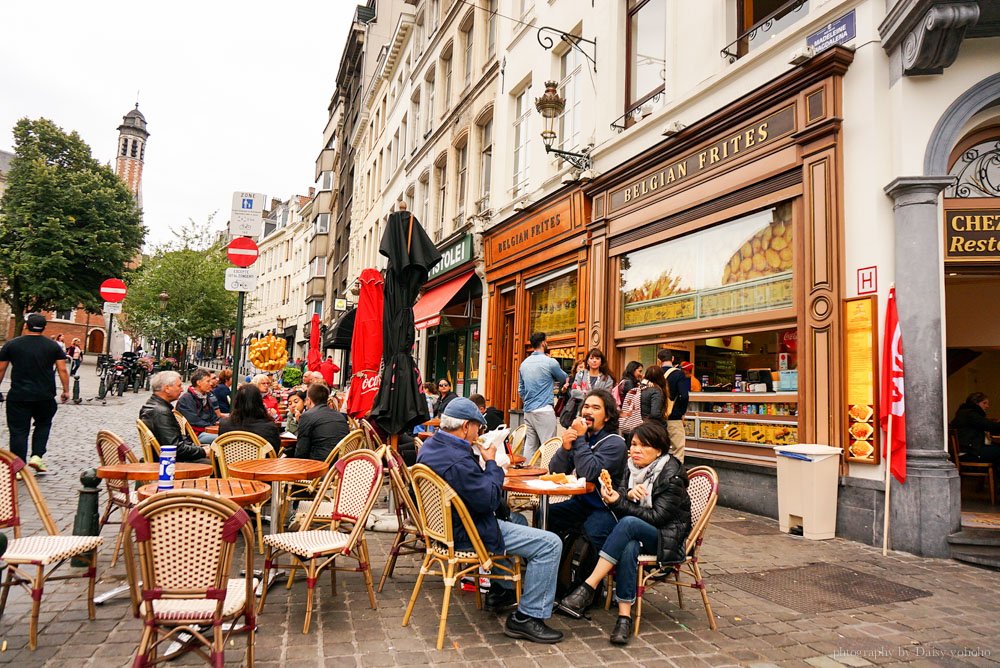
[346,268,385,418]
[307,313,321,372]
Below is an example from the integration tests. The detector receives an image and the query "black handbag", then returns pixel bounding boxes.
[559,396,581,429]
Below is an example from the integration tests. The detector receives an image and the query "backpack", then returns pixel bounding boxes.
[664,366,682,418]
[612,379,627,407]
[556,533,604,601]
[619,386,643,434]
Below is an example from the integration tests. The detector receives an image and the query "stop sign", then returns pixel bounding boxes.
[227,237,259,268]
[99,278,127,303]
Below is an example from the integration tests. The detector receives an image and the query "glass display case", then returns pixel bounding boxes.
[685,391,798,464]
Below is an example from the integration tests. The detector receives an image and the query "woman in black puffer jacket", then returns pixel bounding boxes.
[556,421,691,645]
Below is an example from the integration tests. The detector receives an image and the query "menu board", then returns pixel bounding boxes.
[529,272,577,336]
[843,296,879,464]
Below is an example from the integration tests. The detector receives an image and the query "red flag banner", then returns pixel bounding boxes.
[879,287,907,483]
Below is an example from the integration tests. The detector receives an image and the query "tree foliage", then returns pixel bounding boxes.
[119,218,237,346]
[0,118,145,333]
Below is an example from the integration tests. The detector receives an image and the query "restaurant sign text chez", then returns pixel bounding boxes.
[609,105,796,213]
[945,209,1000,261]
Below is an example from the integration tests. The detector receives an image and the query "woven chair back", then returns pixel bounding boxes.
[683,466,719,555]
[358,419,384,449]
[126,490,252,607]
[507,424,528,457]
[530,437,563,468]
[212,431,275,478]
[337,429,369,459]
[408,464,494,567]
[300,450,383,546]
[97,430,137,504]
[385,449,422,533]
[173,410,200,444]
[135,419,162,462]
[347,416,360,431]
[0,449,57,536]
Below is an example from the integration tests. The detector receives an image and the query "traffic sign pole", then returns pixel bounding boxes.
[233,291,245,380]
[105,314,114,355]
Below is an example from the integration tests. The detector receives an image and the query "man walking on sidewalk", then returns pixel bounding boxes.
[518,332,567,460]
[0,314,70,472]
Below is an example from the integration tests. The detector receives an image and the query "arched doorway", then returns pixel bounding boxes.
[943,124,1000,514]
[87,329,105,353]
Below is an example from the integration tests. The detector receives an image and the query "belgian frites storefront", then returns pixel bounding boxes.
[483,187,591,419]
[586,48,854,513]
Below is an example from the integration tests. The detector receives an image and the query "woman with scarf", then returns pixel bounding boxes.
[556,421,691,645]
[176,369,220,444]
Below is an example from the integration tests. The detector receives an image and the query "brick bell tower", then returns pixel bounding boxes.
[115,104,149,206]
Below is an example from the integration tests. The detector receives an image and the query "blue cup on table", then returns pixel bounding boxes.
[158,443,177,491]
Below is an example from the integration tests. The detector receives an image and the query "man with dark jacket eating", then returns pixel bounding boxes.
[139,371,211,463]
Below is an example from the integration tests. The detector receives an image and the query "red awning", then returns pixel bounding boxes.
[414,270,475,330]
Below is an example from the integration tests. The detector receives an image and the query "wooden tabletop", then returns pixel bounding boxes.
[96,462,214,482]
[504,467,549,477]
[226,458,328,482]
[502,477,594,496]
[510,455,526,466]
[204,424,220,435]
[136,478,271,506]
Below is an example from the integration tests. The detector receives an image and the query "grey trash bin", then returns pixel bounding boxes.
[773,443,842,539]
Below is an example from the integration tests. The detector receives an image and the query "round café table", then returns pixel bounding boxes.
[136,478,271,505]
[504,467,548,478]
[224,458,328,536]
[502,476,594,530]
[204,424,220,435]
[96,462,214,482]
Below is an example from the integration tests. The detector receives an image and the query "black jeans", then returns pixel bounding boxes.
[5,399,58,461]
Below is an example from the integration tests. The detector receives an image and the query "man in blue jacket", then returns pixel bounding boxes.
[547,389,627,554]
[416,398,564,644]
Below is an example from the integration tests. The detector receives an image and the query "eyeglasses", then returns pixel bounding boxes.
[438,383,449,388]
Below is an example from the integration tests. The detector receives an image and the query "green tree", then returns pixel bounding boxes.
[0,118,145,334]
[119,218,237,353]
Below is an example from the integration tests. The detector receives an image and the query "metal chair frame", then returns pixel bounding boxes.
[96,429,139,566]
[377,449,425,592]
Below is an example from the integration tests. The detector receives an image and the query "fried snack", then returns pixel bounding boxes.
[849,422,874,440]
[850,440,874,458]
[599,469,613,490]
[849,404,874,422]
[721,209,794,284]
[540,473,569,484]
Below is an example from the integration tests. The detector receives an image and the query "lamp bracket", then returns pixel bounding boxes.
[537,27,597,72]
[544,143,593,171]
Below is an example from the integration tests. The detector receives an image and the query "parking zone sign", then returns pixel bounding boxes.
[229,191,266,237]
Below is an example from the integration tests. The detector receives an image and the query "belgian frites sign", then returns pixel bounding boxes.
[945,209,1000,262]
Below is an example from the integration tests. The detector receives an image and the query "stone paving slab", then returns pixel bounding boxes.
[1,359,999,666]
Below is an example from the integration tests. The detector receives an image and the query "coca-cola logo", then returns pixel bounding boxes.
[360,373,381,392]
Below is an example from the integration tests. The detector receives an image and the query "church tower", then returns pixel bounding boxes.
[115,104,149,206]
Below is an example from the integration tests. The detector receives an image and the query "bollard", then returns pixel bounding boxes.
[72,468,102,567]
[72,374,82,404]
[98,374,107,401]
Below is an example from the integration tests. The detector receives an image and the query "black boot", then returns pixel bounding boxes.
[610,615,633,645]
[556,582,595,619]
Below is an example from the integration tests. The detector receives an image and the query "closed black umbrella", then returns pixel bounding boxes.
[369,209,441,435]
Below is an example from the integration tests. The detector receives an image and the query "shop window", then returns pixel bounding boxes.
[512,88,531,197]
[625,0,667,123]
[946,135,1000,198]
[528,271,577,337]
[619,202,794,329]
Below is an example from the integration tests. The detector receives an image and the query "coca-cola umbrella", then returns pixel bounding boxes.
[307,313,322,372]
[346,268,385,418]
[369,208,441,435]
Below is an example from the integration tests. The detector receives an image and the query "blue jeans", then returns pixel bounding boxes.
[198,432,216,445]
[546,496,618,552]
[493,520,561,619]
[599,515,658,603]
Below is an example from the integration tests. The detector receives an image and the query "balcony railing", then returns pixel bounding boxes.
[610,87,665,134]
[721,0,808,63]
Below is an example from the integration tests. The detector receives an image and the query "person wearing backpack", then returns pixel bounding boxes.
[547,390,627,583]
[614,361,643,408]
[556,421,691,644]
[656,349,690,462]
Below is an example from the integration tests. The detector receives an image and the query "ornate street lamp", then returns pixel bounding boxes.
[158,291,169,311]
[534,81,593,171]
[157,291,169,358]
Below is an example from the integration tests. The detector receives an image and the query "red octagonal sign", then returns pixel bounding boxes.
[227,237,259,268]
[99,278,127,303]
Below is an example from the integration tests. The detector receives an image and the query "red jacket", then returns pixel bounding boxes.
[319,359,340,385]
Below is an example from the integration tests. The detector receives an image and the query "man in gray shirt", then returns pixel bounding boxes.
[517,332,567,460]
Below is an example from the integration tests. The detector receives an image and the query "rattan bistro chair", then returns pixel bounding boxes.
[124,489,257,666]
[403,464,522,650]
[96,430,140,566]
[507,423,528,458]
[358,419,385,450]
[949,430,996,505]
[283,429,368,528]
[508,437,564,514]
[377,448,425,592]
[0,450,104,650]
[605,465,720,634]
[260,449,384,634]
[211,431,276,552]
[173,410,202,445]
[136,419,162,463]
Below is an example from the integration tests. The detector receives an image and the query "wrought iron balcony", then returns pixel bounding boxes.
[721,0,808,63]
[610,88,666,134]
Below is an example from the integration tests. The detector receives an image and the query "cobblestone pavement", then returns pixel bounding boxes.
[1,359,999,666]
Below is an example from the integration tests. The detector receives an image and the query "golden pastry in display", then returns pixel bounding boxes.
[850,440,874,458]
[849,422,874,441]
[849,404,874,422]
[721,213,794,284]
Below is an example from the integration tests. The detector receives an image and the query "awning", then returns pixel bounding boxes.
[324,308,356,350]
[414,270,475,330]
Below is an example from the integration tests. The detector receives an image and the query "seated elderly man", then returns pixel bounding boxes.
[416,397,563,644]
[139,371,211,463]
[175,369,219,444]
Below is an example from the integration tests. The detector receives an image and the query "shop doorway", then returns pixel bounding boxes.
[496,291,516,416]
[86,329,104,354]
[943,125,1000,520]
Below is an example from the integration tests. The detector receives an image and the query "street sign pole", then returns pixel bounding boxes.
[233,291,245,380]
[105,314,114,356]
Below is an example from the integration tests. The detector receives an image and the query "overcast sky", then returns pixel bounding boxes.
[0,1,360,249]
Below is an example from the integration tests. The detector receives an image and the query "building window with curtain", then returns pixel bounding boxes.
[626,0,667,122]
[559,48,583,152]
[426,74,436,133]
[456,141,468,226]
[463,21,474,86]
[442,49,453,112]
[512,88,531,197]
[419,172,430,227]
[411,93,421,151]
[487,0,497,59]
[479,117,493,212]
[435,160,447,241]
